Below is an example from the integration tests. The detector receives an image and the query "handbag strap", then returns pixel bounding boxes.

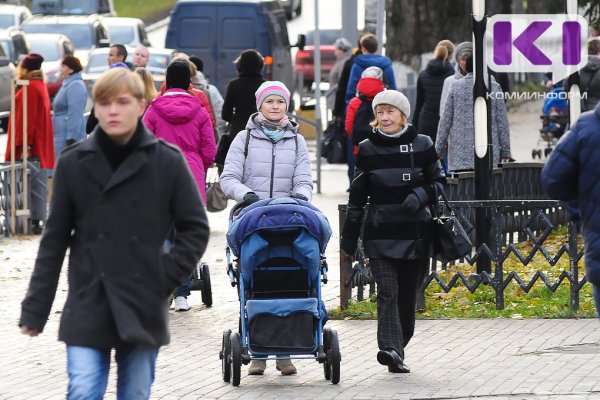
[433,183,453,219]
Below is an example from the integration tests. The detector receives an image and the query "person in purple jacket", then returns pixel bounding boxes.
[143,61,217,311]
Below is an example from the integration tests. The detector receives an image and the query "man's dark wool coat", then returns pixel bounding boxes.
[19,125,210,348]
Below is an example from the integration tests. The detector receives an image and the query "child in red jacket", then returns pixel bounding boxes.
[345,66,385,155]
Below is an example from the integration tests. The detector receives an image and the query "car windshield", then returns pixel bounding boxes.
[22,23,91,50]
[32,0,98,15]
[85,52,109,73]
[0,15,15,29]
[305,30,341,45]
[106,25,134,45]
[29,40,59,61]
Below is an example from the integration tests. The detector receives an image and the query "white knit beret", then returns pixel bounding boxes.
[372,90,411,118]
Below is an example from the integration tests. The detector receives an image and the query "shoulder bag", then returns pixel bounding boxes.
[432,184,472,262]
[205,165,228,212]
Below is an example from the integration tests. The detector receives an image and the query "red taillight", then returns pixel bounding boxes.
[264,56,272,80]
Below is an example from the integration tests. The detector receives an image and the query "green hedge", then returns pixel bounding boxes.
[113,0,176,21]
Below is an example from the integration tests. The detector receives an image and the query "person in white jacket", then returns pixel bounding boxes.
[219,81,313,377]
[220,80,312,204]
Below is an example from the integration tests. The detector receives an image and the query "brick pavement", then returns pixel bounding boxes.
[1,152,600,399]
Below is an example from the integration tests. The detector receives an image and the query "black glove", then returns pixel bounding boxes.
[290,193,308,201]
[65,139,76,146]
[398,193,421,213]
[243,192,260,204]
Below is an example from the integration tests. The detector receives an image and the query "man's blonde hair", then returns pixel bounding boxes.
[370,104,408,129]
[93,68,145,102]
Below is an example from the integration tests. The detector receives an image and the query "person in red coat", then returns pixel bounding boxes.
[4,53,55,233]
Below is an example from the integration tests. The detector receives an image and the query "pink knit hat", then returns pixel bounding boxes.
[255,80,290,110]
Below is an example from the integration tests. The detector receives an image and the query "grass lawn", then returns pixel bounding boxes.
[329,229,597,319]
[113,0,176,21]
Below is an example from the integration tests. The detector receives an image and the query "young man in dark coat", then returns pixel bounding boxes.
[19,68,210,399]
[541,104,600,317]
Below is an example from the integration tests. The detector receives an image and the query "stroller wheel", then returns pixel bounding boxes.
[221,329,232,382]
[201,263,213,307]
[329,330,341,384]
[230,332,242,386]
[323,328,331,380]
[544,147,553,157]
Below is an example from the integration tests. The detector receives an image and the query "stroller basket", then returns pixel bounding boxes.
[247,298,319,353]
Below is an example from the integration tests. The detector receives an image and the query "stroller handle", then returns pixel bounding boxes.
[229,201,249,221]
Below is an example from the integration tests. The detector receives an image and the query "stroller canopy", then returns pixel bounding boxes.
[227,198,332,256]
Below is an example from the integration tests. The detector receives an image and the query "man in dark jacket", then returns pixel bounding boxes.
[19,68,210,399]
[579,39,600,112]
[541,105,600,316]
[345,34,396,104]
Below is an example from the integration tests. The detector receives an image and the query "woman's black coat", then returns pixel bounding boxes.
[19,126,210,348]
[222,73,266,137]
[412,59,454,142]
[341,126,446,260]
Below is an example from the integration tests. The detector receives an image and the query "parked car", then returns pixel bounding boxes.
[294,29,340,88]
[166,0,295,94]
[103,17,151,47]
[0,4,31,29]
[82,46,175,93]
[21,14,110,67]
[30,0,115,16]
[0,28,29,65]
[27,33,75,98]
[279,0,301,20]
[0,43,15,132]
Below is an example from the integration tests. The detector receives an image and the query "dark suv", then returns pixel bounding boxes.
[21,14,110,66]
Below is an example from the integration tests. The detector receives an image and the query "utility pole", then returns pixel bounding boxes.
[341,0,358,48]
[472,0,492,274]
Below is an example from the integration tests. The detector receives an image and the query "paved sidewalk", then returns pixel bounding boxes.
[1,102,599,399]
[2,163,600,399]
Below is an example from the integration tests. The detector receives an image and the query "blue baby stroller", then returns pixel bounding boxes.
[219,198,339,386]
[533,86,569,159]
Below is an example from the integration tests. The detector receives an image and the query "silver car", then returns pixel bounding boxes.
[0,45,15,132]
[0,4,32,30]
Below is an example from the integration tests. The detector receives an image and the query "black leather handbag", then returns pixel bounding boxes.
[432,185,472,262]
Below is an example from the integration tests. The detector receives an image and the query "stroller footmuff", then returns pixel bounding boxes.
[220,198,340,386]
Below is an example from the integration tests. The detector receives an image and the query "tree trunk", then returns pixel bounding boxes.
[384,0,564,70]
[385,0,472,70]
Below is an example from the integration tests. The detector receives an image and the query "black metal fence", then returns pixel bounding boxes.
[338,164,587,312]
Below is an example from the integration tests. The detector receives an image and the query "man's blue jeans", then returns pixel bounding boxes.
[66,343,159,400]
